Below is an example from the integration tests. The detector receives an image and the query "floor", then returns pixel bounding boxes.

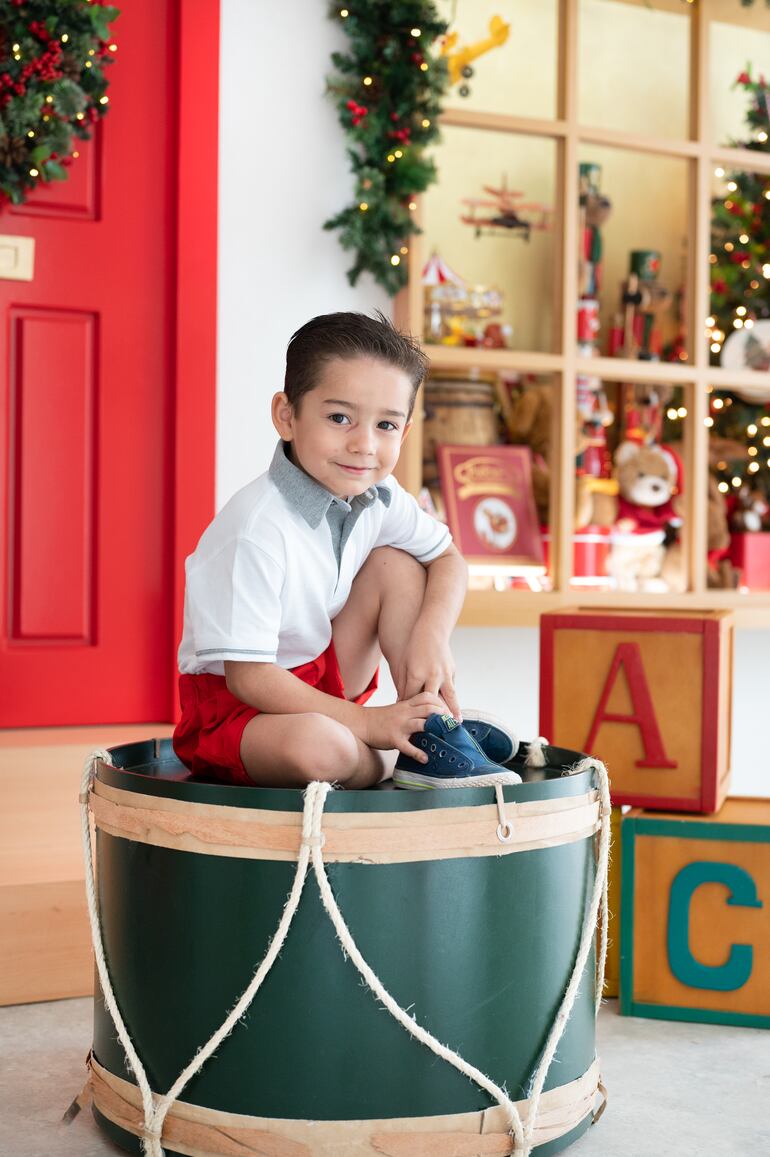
[1,997,767,1157]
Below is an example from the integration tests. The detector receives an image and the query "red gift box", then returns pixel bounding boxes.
[728,532,770,589]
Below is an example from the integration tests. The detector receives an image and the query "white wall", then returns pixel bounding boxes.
[218,0,769,798]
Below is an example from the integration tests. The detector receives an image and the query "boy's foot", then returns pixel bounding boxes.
[393,714,523,790]
[459,710,518,764]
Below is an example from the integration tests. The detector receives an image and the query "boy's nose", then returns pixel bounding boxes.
[348,427,376,454]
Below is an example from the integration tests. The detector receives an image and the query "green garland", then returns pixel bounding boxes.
[324,1,450,295]
[0,0,119,207]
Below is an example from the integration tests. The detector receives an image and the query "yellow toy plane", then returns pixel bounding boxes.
[441,15,511,87]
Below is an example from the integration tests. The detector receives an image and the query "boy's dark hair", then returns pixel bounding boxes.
[284,311,429,418]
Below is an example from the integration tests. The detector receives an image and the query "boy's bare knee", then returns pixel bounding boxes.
[285,714,359,783]
[364,546,426,589]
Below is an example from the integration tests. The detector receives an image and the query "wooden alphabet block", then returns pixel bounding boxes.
[540,609,733,812]
[620,800,770,1028]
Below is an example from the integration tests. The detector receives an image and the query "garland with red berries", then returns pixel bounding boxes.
[324,2,450,295]
[0,1,119,206]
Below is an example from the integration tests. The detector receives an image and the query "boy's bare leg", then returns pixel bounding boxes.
[239,711,386,788]
[331,545,428,698]
[239,548,426,789]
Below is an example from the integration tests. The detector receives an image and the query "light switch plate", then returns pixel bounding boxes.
[0,235,35,281]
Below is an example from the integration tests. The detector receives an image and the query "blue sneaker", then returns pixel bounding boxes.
[460,711,518,764]
[393,713,523,790]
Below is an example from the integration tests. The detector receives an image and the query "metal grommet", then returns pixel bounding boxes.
[497,820,514,843]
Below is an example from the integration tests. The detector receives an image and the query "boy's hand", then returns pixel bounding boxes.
[362,693,446,763]
[394,627,462,721]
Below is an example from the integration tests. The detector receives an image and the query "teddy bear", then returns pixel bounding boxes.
[576,440,685,591]
[707,472,739,589]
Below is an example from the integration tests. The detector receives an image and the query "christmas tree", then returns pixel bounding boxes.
[707,68,770,519]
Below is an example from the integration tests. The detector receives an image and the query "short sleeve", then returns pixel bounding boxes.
[185,537,284,664]
[373,478,452,561]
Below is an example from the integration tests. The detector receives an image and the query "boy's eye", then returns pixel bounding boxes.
[328,412,350,424]
[378,420,399,431]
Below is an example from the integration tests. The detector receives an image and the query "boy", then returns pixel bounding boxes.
[173,312,521,790]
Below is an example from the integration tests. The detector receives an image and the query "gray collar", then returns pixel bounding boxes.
[268,440,391,529]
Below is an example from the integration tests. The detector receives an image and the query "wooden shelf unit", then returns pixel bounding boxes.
[394,0,770,626]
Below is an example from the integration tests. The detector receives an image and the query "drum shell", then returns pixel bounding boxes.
[91,741,599,1156]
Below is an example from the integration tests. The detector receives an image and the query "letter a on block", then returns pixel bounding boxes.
[584,642,677,768]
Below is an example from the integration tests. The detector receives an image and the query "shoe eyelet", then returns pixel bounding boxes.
[439,749,446,758]
[430,743,437,753]
[421,737,428,747]
[449,756,456,763]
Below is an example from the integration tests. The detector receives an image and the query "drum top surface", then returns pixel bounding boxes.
[100,737,596,813]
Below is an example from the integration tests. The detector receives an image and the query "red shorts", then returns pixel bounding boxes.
[172,640,379,786]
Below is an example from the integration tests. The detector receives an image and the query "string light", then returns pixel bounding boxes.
[399,246,408,254]
[85,61,92,68]
[737,306,747,316]
[739,233,749,243]
[109,43,117,52]
[678,406,687,418]
[340,8,349,16]
[411,27,422,36]
[749,462,760,473]
[75,112,85,120]
[732,477,742,487]
[29,168,38,177]
[727,181,738,192]
[705,416,714,427]
[61,33,69,43]
[763,264,770,277]
[725,242,734,252]
[362,76,373,86]
[387,153,395,162]
[763,436,770,446]
[711,342,721,353]
[359,202,368,211]
[394,149,403,158]
[27,130,34,138]
[713,397,725,409]
[390,254,400,266]
[734,318,744,328]
[99,96,109,105]
[421,118,430,128]
[408,200,417,211]
[420,62,428,71]
[72,151,79,159]
[745,318,755,329]
[714,167,725,178]
[748,424,758,436]
[667,407,678,420]
[706,315,715,327]
[759,131,768,142]
[749,446,759,456]
[718,481,729,493]
[763,417,770,426]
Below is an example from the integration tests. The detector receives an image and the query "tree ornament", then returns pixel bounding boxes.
[0,0,119,206]
[324,1,450,295]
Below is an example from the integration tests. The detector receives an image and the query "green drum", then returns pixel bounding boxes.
[86,739,609,1157]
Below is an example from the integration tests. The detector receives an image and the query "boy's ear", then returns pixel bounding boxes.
[271,392,295,440]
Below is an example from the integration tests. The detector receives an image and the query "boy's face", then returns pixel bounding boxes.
[272,356,413,499]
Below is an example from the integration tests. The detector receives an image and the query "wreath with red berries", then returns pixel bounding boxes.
[0,0,119,206]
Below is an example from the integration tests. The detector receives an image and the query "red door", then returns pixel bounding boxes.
[0,4,177,726]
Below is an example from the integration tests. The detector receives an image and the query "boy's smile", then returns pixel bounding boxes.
[272,356,413,499]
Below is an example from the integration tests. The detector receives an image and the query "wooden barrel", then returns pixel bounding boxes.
[422,373,501,486]
[88,738,605,1157]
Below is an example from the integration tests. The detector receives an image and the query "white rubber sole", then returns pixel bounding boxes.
[393,768,523,790]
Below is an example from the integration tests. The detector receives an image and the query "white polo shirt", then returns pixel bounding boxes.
[178,441,452,675]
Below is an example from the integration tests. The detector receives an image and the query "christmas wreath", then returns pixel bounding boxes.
[0,0,119,206]
[324,2,450,295]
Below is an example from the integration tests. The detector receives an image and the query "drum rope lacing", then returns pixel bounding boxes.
[79,749,611,1157]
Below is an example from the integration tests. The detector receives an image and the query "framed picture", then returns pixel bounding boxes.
[436,444,545,573]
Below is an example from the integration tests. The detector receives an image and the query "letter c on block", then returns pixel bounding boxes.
[667,861,763,992]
